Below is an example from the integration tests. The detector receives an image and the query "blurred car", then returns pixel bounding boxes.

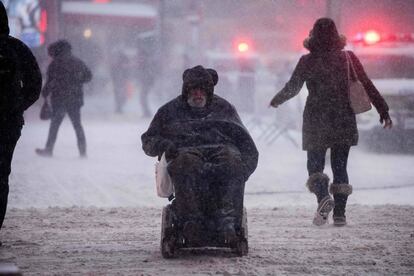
[349,31,414,153]
[205,40,260,113]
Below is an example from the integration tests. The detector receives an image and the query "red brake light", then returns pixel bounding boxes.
[364,30,381,45]
[238,42,249,53]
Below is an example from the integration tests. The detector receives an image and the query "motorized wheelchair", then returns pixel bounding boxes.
[160,198,249,258]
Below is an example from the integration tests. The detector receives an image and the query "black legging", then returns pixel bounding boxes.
[307,145,351,184]
[45,106,86,155]
[0,126,21,230]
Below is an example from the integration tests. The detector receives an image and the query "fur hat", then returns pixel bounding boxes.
[303,18,346,52]
[48,39,72,58]
[181,65,218,103]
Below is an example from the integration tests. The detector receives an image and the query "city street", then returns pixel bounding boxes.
[0,99,413,275]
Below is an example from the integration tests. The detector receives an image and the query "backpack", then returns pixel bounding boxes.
[0,37,22,114]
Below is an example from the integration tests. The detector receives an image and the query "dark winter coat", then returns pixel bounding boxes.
[42,43,92,109]
[270,50,389,150]
[142,66,258,181]
[0,2,42,127]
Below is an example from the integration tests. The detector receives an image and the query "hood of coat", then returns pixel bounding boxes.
[181,65,218,104]
[48,39,72,58]
[0,2,10,36]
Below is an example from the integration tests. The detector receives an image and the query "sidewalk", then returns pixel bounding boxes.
[1,205,413,275]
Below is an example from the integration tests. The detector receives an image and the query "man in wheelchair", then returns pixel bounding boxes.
[142,65,258,248]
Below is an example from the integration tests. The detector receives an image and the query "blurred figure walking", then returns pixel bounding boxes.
[270,18,392,226]
[36,40,92,158]
[110,49,129,113]
[136,44,157,117]
[0,2,42,238]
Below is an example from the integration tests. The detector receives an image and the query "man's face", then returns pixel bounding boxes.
[187,88,207,108]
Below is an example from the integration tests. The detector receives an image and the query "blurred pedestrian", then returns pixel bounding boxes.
[110,49,129,113]
[36,40,92,158]
[0,2,42,240]
[136,44,157,117]
[269,18,392,226]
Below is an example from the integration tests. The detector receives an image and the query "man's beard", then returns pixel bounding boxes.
[187,95,207,108]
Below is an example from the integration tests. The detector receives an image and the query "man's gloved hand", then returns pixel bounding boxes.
[158,139,178,160]
[380,112,393,129]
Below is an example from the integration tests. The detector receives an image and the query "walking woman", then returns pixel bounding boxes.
[36,40,92,158]
[269,18,392,226]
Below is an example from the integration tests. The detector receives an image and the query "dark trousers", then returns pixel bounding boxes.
[167,145,245,228]
[307,145,351,184]
[46,106,86,155]
[139,81,152,117]
[0,126,21,230]
[112,80,127,113]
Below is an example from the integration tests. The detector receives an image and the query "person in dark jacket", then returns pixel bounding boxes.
[0,2,42,238]
[36,40,92,158]
[142,65,258,243]
[136,46,157,117]
[270,18,392,226]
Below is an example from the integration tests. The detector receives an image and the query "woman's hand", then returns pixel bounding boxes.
[269,99,279,108]
[382,118,393,129]
[380,113,393,129]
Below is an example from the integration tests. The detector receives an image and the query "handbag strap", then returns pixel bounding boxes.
[344,51,355,105]
[344,51,358,81]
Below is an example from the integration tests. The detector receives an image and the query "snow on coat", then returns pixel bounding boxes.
[142,65,258,181]
[42,40,92,109]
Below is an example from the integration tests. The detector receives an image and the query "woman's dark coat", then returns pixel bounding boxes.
[141,66,258,181]
[42,47,92,109]
[270,50,389,150]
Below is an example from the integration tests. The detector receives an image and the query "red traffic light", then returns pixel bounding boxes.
[238,42,249,53]
[233,38,253,54]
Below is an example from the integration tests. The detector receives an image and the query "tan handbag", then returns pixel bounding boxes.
[345,51,372,114]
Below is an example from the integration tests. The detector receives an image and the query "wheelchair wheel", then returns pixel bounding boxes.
[161,237,175,258]
[242,207,248,239]
[234,238,248,256]
[161,205,176,258]
[232,207,249,256]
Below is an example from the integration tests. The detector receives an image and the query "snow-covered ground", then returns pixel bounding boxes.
[1,99,414,275]
[1,205,413,275]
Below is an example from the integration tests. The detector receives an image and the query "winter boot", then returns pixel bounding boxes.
[306,173,335,226]
[329,183,353,226]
